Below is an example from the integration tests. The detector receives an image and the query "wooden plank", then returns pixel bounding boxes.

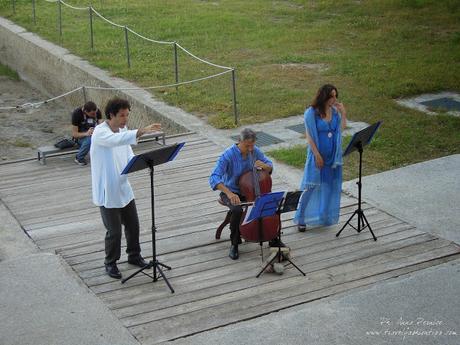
[0,140,218,193]
[127,243,460,344]
[90,215,408,297]
[62,203,374,269]
[20,187,218,227]
[0,146,219,193]
[98,222,419,314]
[118,232,441,327]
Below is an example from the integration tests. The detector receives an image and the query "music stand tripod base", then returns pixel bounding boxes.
[336,122,381,241]
[121,259,174,293]
[257,244,306,278]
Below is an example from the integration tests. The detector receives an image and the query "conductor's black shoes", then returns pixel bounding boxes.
[105,263,122,279]
[128,256,149,268]
[229,245,239,260]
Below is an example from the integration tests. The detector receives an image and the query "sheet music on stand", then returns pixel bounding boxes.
[242,191,285,225]
[242,191,303,225]
[280,191,303,213]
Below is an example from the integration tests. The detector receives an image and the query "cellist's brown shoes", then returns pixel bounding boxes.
[229,245,239,260]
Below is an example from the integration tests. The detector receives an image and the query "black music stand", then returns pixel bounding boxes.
[336,122,381,241]
[120,142,185,293]
[253,191,306,278]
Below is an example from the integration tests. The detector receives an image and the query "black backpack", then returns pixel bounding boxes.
[54,136,76,150]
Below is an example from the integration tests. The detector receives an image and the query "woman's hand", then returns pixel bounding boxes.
[334,102,347,129]
[314,152,324,169]
[334,102,346,117]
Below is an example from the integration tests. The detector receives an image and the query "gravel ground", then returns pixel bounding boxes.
[0,76,75,161]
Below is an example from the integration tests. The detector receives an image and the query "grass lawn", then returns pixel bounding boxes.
[1,0,459,179]
[0,62,19,79]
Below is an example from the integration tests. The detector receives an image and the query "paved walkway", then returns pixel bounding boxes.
[343,154,460,245]
[172,258,460,345]
[0,200,139,345]
[220,114,369,151]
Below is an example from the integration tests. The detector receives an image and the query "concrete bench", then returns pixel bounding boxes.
[37,131,166,165]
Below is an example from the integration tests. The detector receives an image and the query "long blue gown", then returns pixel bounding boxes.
[294,107,343,227]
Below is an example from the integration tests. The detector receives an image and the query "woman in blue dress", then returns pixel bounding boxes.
[295,84,347,231]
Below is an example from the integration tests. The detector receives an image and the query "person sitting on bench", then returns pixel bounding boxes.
[71,101,103,166]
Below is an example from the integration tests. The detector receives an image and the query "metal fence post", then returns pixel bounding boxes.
[173,42,179,91]
[58,0,62,41]
[231,69,238,126]
[89,7,94,51]
[124,26,131,68]
[12,0,16,14]
[32,0,36,24]
[82,86,88,103]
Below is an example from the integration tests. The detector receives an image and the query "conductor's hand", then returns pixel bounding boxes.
[137,123,162,138]
[314,153,324,169]
[227,192,241,206]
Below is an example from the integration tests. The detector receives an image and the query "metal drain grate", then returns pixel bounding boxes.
[230,131,284,147]
[420,97,460,112]
[286,123,305,134]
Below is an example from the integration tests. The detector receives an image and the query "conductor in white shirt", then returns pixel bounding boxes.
[90,97,162,279]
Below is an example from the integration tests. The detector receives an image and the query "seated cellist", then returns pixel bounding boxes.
[209,128,275,260]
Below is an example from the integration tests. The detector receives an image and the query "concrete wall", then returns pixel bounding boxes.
[0,17,187,134]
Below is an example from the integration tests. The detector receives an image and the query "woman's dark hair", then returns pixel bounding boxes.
[105,98,131,119]
[83,101,97,112]
[310,84,338,117]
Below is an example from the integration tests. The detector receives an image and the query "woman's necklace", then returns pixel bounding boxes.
[328,118,335,138]
[325,111,333,138]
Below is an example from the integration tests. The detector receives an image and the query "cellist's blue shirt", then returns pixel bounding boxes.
[209,144,273,194]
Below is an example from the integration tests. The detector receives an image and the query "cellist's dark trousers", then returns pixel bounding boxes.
[220,192,246,246]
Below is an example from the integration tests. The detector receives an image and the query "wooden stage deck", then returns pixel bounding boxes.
[1,132,459,344]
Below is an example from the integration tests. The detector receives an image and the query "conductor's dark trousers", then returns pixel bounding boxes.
[99,199,141,265]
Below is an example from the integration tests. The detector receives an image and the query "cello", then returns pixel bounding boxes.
[238,152,280,243]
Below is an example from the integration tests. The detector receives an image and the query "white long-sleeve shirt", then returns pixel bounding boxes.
[90,121,138,208]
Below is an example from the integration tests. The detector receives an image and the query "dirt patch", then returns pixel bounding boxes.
[277,63,329,72]
[0,76,73,161]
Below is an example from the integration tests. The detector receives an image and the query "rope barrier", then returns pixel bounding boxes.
[7,0,239,124]
[86,70,232,90]
[175,43,233,71]
[0,86,83,110]
[126,27,174,46]
[91,7,124,29]
[43,0,233,69]
[0,70,232,110]
[60,0,89,11]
